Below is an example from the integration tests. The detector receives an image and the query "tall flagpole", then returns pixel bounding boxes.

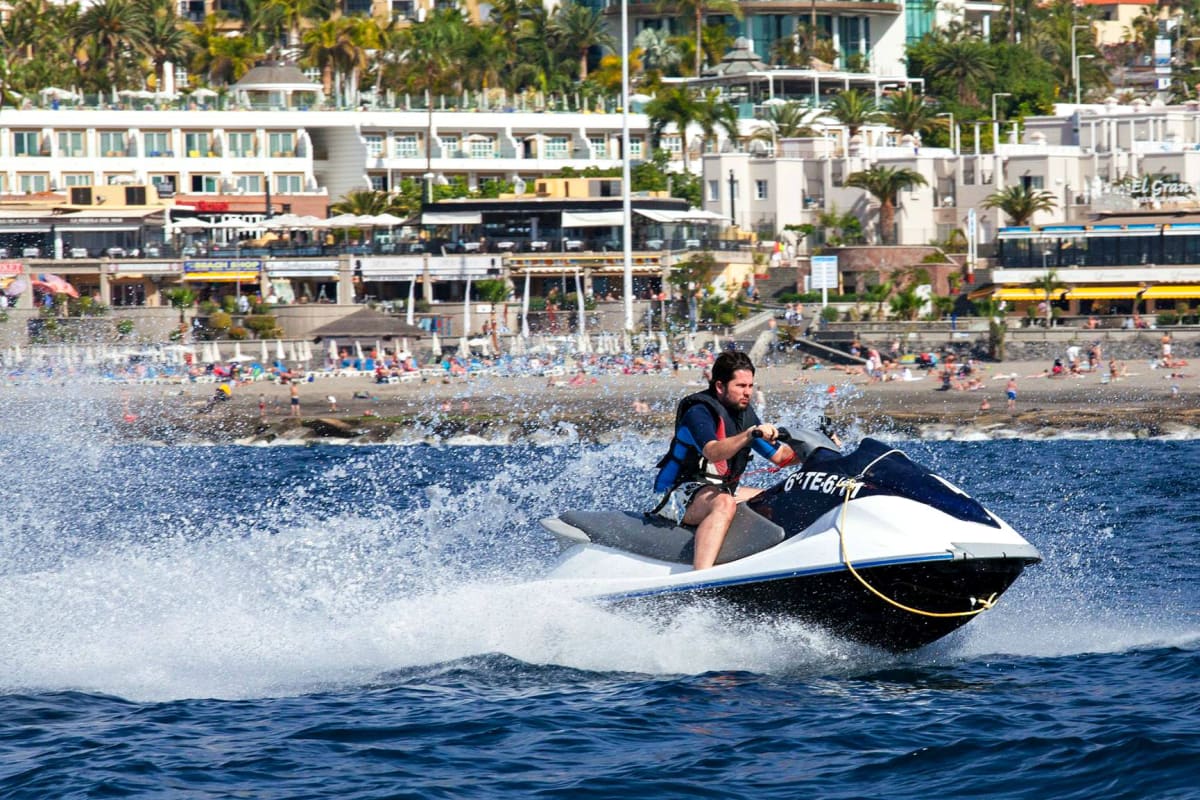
[621,0,633,331]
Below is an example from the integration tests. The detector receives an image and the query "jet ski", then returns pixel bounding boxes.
[541,432,1041,651]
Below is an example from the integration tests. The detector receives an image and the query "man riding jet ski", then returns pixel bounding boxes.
[540,353,1041,651]
[652,351,799,570]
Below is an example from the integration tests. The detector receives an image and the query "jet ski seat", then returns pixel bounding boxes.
[555,504,785,566]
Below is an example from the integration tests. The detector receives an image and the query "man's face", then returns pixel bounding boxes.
[715,368,755,410]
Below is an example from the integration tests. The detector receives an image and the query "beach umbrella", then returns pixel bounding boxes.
[276,339,286,361]
[287,341,297,361]
[462,276,473,338]
[327,338,338,365]
[577,332,591,353]
[233,342,245,362]
[210,341,223,363]
[430,330,442,358]
[41,87,78,101]
[510,333,525,356]
[406,278,416,326]
[457,335,470,358]
[711,333,721,352]
[190,87,219,99]
[621,330,632,355]
[354,340,365,361]
[574,271,586,338]
[32,273,80,298]
[658,331,670,357]
[400,338,410,359]
[520,271,531,338]
[259,339,269,363]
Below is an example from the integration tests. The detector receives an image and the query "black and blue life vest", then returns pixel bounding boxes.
[653,389,761,494]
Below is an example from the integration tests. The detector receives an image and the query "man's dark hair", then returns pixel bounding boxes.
[710,350,755,390]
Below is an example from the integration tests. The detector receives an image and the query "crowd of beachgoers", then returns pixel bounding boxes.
[0,341,720,389]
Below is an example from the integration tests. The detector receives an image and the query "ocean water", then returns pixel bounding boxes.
[0,395,1197,799]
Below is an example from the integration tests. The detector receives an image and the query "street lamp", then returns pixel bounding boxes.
[1071,24,1091,104]
[1075,54,1096,105]
[936,112,955,154]
[991,92,1012,152]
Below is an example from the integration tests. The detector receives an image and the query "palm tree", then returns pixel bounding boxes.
[645,85,700,172]
[134,0,188,93]
[694,88,739,154]
[983,184,1058,225]
[928,39,993,106]
[657,0,743,77]
[550,2,613,81]
[331,189,408,216]
[635,28,681,77]
[186,13,263,86]
[827,89,881,137]
[75,0,140,89]
[845,165,928,244]
[750,102,821,147]
[1032,269,1066,326]
[882,87,938,140]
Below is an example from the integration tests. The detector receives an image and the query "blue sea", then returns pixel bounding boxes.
[0,395,1197,799]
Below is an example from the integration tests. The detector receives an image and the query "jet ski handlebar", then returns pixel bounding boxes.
[776,426,841,463]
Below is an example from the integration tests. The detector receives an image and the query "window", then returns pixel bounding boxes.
[19,174,49,193]
[125,186,147,205]
[275,174,303,193]
[468,135,494,159]
[708,180,720,201]
[369,174,387,191]
[268,132,295,156]
[393,133,419,157]
[149,174,176,196]
[235,174,262,192]
[13,131,41,156]
[143,131,171,156]
[441,135,460,157]
[663,135,681,155]
[1020,175,1045,190]
[228,132,254,157]
[99,131,126,156]
[589,136,608,158]
[364,134,384,157]
[63,173,92,187]
[190,174,219,192]
[185,132,210,156]
[630,138,643,160]
[58,131,85,157]
[755,179,768,200]
[545,135,569,158]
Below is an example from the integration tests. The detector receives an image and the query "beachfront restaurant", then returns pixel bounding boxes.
[979,220,1200,316]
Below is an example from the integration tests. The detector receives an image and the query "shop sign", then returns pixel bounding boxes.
[184,259,262,273]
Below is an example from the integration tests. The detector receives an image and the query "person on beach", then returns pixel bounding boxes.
[1006,376,1018,411]
[289,382,301,417]
[653,351,797,571]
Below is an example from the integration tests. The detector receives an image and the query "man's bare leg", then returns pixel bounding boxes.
[683,487,738,570]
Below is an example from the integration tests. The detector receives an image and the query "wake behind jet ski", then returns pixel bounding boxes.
[541,432,1041,652]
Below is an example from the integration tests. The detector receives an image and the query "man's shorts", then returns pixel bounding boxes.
[660,481,731,525]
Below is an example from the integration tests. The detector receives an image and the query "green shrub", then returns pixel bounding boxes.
[221,295,238,313]
[115,318,135,335]
[820,306,840,322]
[244,314,278,337]
[209,310,232,331]
[228,326,249,340]
[199,300,219,315]
[1156,311,1179,326]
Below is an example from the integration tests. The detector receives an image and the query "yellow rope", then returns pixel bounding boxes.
[837,474,998,618]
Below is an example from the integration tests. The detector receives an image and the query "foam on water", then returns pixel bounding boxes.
[0,386,1195,703]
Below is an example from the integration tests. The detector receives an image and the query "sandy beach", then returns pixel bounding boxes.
[84,356,1200,443]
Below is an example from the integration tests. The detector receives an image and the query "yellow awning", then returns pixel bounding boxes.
[1141,284,1200,299]
[1064,286,1142,300]
[182,271,260,282]
[992,288,1051,302]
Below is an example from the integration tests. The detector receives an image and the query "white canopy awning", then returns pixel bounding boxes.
[635,209,724,224]
[422,210,483,225]
[634,209,691,223]
[561,210,624,228]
